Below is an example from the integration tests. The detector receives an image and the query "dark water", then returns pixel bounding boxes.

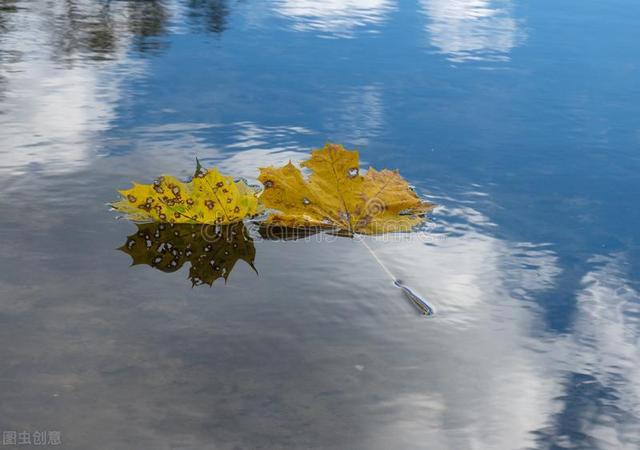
[1,1,639,448]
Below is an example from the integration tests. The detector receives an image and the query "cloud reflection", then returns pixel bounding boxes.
[0,0,235,177]
[540,255,640,449]
[346,204,561,448]
[274,0,395,38]
[0,1,148,176]
[419,0,524,62]
[119,121,316,180]
[364,204,639,448]
[325,85,384,146]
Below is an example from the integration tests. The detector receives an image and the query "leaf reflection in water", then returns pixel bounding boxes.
[119,221,256,286]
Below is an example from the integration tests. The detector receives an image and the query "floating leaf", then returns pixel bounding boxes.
[111,165,259,224]
[119,221,256,286]
[258,143,433,235]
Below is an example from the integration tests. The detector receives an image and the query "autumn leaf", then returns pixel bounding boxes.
[111,163,259,224]
[257,143,433,235]
[119,221,256,286]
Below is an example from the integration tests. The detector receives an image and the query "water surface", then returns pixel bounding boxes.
[1,1,639,449]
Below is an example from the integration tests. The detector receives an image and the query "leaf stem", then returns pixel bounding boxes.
[356,236,434,316]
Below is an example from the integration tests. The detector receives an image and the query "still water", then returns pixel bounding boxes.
[1,1,639,448]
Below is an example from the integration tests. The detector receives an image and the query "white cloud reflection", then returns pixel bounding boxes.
[274,0,395,37]
[325,85,384,146]
[555,255,640,448]
[357,204,562,448]
[360,205,638,448]
[419,0,524,62]
[0,2,145,176]
[572,256,640,387]
[117,121,316,180]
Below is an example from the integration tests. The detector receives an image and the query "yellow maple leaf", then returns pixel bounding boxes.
[258,143,433,235]
[111,164,259,224]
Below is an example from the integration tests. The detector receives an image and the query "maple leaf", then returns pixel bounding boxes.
[257,143,433,236]
[119,221,256,286]
[111,163,259,224]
